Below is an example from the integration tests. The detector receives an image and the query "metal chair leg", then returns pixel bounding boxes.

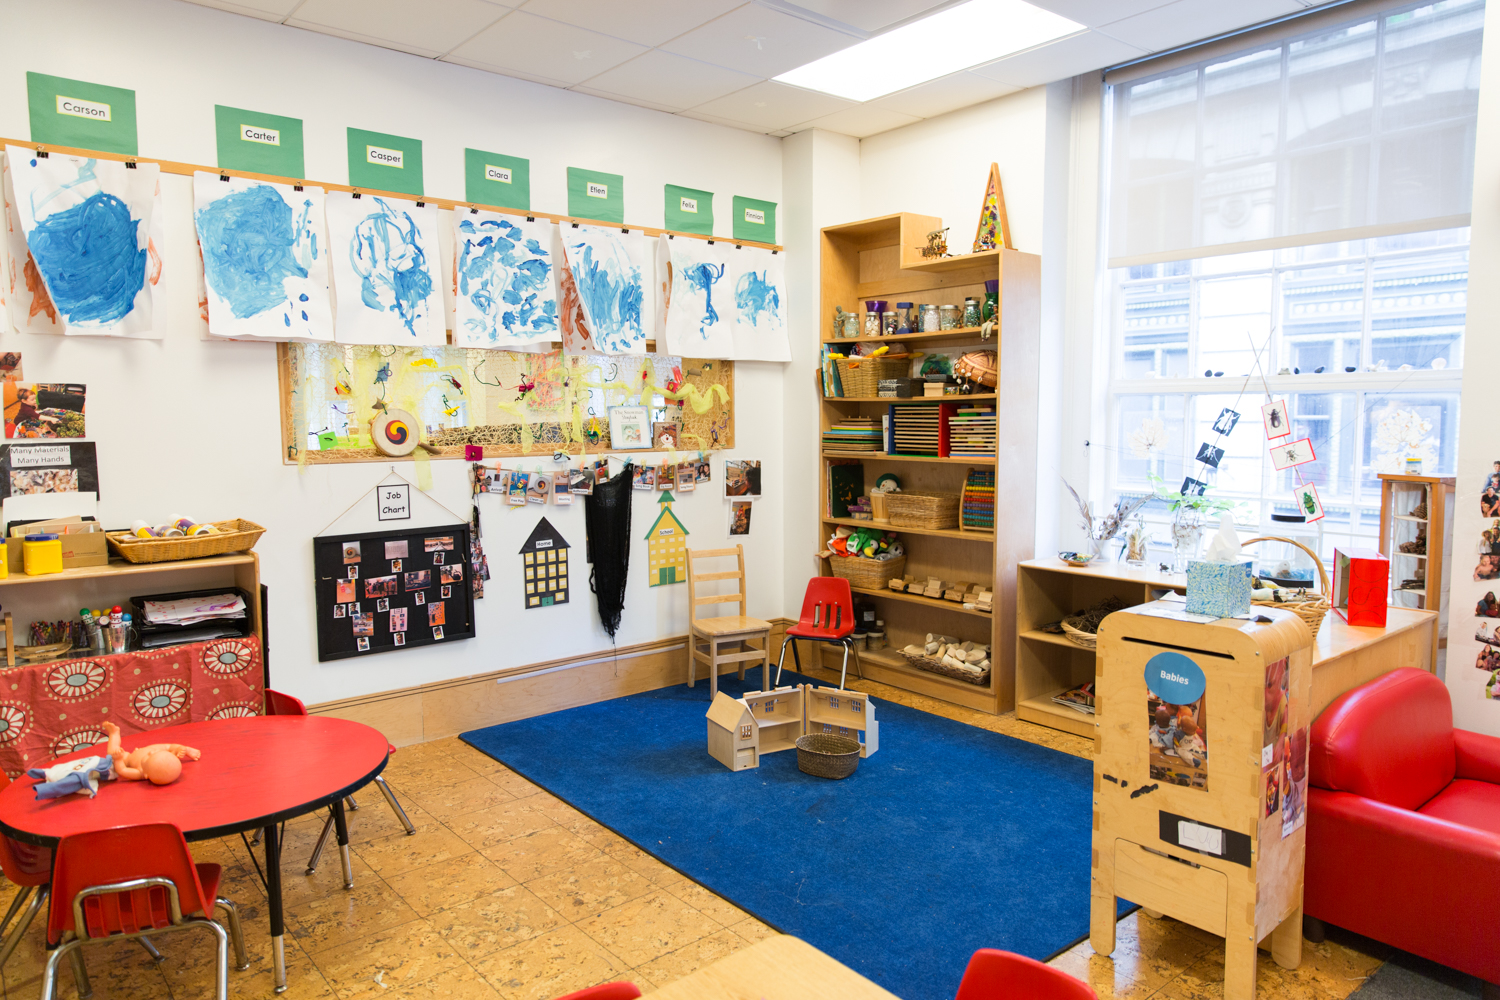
[851,638,864,681]
[374,776,416,835]
[199,916,230,1000]
[346,794,359,812]
[0,884,31,941]
[839,641,850,690]
[0,885,46,972]
[68,943,92,999]
[249,828,262,847]
[773,635,794,688]
[40,936,81,1000]
[138,936,165,962]
[306,810,336,875]
[216,897,250,971]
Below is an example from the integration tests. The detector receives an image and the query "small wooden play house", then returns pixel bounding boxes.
[519,518,570,609]
[645,491,689,587]
[806,686,880,757]
[706,684,879,771]
[706,692,759,771]
[744,686,806,754]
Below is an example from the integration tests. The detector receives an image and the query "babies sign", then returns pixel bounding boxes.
[1145,651,1209,791]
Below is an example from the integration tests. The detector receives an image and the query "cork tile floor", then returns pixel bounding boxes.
[0,662,1388,1000]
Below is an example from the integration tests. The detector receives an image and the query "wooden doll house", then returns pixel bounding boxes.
[706,685,879,771]
[706,693,759,771]
[743,686,806,754]
[806,685,880,757]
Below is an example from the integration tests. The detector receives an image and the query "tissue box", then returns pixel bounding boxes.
[1185,559,1253,618]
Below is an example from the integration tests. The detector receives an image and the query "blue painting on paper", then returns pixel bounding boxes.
[455,212,558,348]
[326,192,444,346]
[564,226,644,354]
[735,269,780,327]
[729,248,791,362]
[661,237,734,358]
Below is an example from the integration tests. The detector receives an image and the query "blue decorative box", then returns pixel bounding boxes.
[1185,559,1253,618]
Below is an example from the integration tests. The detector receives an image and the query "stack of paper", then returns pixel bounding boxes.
[141,593,246,627]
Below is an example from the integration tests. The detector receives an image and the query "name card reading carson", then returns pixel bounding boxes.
[56,95,111,121]
[378,484,411,521]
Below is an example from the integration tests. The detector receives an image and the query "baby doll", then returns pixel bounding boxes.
[1168,717,1205,768]
[1149,705,1172,748]
[102,721,201,785]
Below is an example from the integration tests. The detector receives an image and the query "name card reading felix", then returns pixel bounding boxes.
[378,484,411,521]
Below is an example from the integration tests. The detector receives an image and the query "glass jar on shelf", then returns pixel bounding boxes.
[920,304,940,332]
[895,302,914,334]
[962,298,981,328]
[1252,512,1325,590]
[938,304,961,330]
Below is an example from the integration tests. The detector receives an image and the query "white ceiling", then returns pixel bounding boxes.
[179,0,1342,139]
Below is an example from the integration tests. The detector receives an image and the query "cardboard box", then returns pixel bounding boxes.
[1185,558,1252,618]
[5,526,108,573]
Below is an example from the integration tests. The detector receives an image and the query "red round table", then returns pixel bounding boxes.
[0,715,390,992]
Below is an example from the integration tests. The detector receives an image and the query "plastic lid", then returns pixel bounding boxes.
[1270,513,1307,523]
[24,534,58,541]
[896,302,913,308]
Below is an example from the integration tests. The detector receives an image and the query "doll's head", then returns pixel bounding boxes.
[1178,717,1197,739]
[1154,706,1170,730]
[142,751,182,786]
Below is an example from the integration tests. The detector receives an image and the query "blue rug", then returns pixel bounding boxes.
[462,671,1127,1000]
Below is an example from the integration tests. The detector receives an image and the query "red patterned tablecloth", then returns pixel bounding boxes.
[0,636,263,778]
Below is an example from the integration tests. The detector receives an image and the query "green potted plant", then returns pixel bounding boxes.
[1150,473,1243,572]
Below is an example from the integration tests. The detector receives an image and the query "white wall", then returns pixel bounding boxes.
[0,0,786,707]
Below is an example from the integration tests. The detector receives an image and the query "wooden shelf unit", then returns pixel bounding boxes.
[815,211,1039,714]
[1376,473,1454,665]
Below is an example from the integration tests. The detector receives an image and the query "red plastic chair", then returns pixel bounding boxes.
[774,577,863,689]
[42,823,247,1000]
[552,983,642,1000]
[262,689,414,878]
[0,769,53,973]
[955,949,1097,1000]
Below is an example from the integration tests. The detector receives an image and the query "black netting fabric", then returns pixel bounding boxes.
[584,464,633,637]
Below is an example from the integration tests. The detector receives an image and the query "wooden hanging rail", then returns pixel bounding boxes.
[1,136,783,252]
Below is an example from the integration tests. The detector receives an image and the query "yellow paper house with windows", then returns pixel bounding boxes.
[645,491,688,587]
[519,518,569,609]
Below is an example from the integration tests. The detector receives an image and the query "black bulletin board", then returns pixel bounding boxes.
[314,524,475,662]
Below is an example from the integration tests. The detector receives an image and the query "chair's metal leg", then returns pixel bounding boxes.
[773,635,793,688]
[790,637,803,678]
[138,936,165,962]
[346,794,359,812]
[0,885,46,971]
[68,943,92,999]
[331,800,354,891]
[40,936,79,1000]
[839,641,850,690]
[0,884,31,941]
[249,828,262,847]
[216,897,250,971]
[306,810,335,875]
[374,776,416,835]
[852,638,864,681]
[199,917,230,1000]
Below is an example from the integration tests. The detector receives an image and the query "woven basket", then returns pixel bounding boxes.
[1242,535,1331,636]
[827,554,906,592]
[885,491,960,529]
[1060,618,1099,649]
[106,519,266,564]
[796,733,862,779]
[833,356,908,398]
[899,648,992,686]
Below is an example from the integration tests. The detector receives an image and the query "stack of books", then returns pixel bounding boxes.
[961,468,995,531]
[821,417,883,452]
[948,405,996,457]
[1052,681,1096,715]
[892,405,941,455]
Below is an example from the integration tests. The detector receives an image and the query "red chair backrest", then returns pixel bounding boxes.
[265,688,308,717]
[0,770,49,883]
[798,577,854,633]
[552,983,642,1000]
[955,949,1097,1000]
[1309,666,1456,810]
[47,823,212,945]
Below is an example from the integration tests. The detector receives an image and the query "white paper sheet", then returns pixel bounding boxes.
[729,245,790,362]
[453,211,559,350]
[560,225,646,355]
[661,236,735,359]
[326,191,445,346]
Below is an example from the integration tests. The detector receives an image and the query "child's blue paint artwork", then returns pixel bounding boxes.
[5,145,161,338]
[454,211,558,350]
[192,172,333,341]
[561,226,645,355]
[660,236,734,359]
[326,191,445,346]
[730,247,790,362]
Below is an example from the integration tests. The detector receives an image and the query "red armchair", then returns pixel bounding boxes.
[1304,667,1500,992]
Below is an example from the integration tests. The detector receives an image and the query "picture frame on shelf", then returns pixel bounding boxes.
[609,406,651,450]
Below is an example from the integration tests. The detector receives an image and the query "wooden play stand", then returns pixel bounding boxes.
[1090,603,1313,1000]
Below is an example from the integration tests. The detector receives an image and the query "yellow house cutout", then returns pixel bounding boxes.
[645,490,688,587]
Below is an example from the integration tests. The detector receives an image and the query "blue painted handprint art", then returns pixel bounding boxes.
[326,191,444,346]
[454,211,558,350]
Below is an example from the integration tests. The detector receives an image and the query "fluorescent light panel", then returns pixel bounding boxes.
[774,0,1084,102]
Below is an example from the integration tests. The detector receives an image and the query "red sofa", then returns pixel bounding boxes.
[1304,667,1500,991]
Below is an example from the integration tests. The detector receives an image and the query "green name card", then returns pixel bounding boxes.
[465,149,530,210]
[27,72,137,155]
[665,184,713,236]
[567,167,623,224]
[215,106,304,177]
[348,128,423,196]
[733,196,777,243]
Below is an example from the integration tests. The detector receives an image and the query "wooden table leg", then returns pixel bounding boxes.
[263,822,287,993]
[1225,881,1258,1000]
[1270,902,1303,971]
[1089,845,1117,956]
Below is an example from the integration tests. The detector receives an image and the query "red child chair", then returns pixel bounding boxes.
[41,823,247,1000]
[0,770,53,973]
[774,577,863,690]
[551,984,641,1000]
[955,949,1097,1000]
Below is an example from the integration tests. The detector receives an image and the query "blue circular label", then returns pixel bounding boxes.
[1144,651,1206,704]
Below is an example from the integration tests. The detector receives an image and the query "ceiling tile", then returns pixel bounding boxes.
[678,109,776,134]
[789,103,921,138]
[177,0,303,19]
[1094,0,1303,51]
[869,70,1023,119]
[687,79,854,130]
[287,0,513,58]
[574,50,761,112]
[517,0,745,47]
[1026,0,1173,28]
[969,30,1148,87]
[569,86,683,115]
[441,55,573,88]
[659,5,860,77]
[765,0,955,33]
[447,10,648,85]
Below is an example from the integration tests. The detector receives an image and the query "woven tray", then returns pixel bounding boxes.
[106,519,266,564]
[827,554,905,592]
[885,491,960,530]
[795,733,862,779]
[899,648,992,685]
[1242,535,1331,636]
[1060,618,1099,649]
[833,356,908,398]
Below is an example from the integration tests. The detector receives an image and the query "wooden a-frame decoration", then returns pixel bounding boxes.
[972,162,1012,253]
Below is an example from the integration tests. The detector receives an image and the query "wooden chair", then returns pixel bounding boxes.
[686,545,772,697]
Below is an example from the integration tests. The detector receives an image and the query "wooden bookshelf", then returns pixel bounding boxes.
[1376,473,1455,665]
[812,211,1039,714]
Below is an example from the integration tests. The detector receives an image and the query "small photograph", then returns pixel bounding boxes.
[394,633,406,647]
[4,382,86,439]
[385,540,408,559]
[0,352,21,382]
[1194,442,1224,469]
[404,570,431,591]
[333,605,346,619]
[342,541,361,564]
[633,464,655,491]
[352,602,361,615]
[1478,646,1500,672]
[729,499,752,536]
[336,579,355,604]
[528,474,550,504]
[10,468,78,494]
[725,459,761,497]
[1477,591,1500,617]
[1482,462,1500,515]
[1293,482,1324,523]
[695,460,711,484]
[553,475,572,506]
[424,536,455,552]
[440,563,464,583]
[1262,399,1291,439]
[1269,438,1315,471]
[1476,554,1500,581]
[508,472,529,507]
[364,575,398,599]
[677,466,696,492]
[594,459,610,485]
[352,613,375,637]
[389,608,408,633]
[348,565,359,579]
[1481,523,1500,556]
[441,585,452,599]
[1212,408,1240,436]
[569,468,594,496]
[376,598,390,613]
[1180,477,1207,497]
[1149,695,1208,790]
[652,421,681,450]
[415,591,426,605]
[658,464,676,490]
[609,405,651,449]
[433,551,446,565]
[432,626,445,640]
[390,559,402,573]
[356,636,370,652]
[428,602,446,626]
[1476,620,1500,648]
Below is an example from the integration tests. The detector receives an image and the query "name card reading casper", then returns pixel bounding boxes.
[367,144,404,169]
[241,124,280,146]
[378,484,411,521]
[56,95,111,121]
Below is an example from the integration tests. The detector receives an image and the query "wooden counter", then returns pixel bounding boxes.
[1311,605,1435,715]
[649,935,900,1000]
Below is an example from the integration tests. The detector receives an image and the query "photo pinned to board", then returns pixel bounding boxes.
[1212,408,1240,436]
[385,540,408,559]
[394,633,406,647]
[1195,443,1224,469]
[1481,459,1500,515]
[729,499,752,536]
[1270,438,1316,471]
[527,474,549,504]
[633,465,656,491]
[357,637,370,652]
[658,464,676,490]
[724,459,761,497]
[1478,646,1500,671]
[333,605,346,618]
[1476,619,1500,648]
[336,579,355,603]
[1293,482,1325,523]
[343,542,361,564]
[676,466,696,492]
[1262,399,1291,439]
[389,607,408,632]
[390,559,402,573]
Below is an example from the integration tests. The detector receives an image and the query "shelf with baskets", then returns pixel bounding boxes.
[815,211,1039,715]
[1377,473,1455,665]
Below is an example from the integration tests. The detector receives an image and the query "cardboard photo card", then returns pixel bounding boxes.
[385,540,409,559]
[1293,482,1325,523]
[1270,438,1316,471]
[440,563,463,583]
[376,597,389,612]
[404,570,430,591]
[658,464,676,490]
[352,612,375,637]
[729,499,752,536]
[336,579,355,603]
[0,353,21,382]
[677,466,696,492]
[652,421,680,450]
[348,565,359,579]
[441,584,452,599]
[0,442,100,501]
[3,382,85,439]
[594,459,610,485]
[389,607,407,632]
[553,475,572,505]
[433,551,446,565]
[415,590,426,605]
[569,468,594,496]
[528,473,550,504]
[1195,442,1224,469]
[394,632,406,646]
[633,465,655,490]
[357,636,370,652]
[725,459,761,497]
[1212,408,1240,436]
[333,604,346,618]
[364,575,398,599]
[694,460,712,484]
[428,601,446,626]
[1262,399,1291,439]
[424,536,455,552]
[433,626,444,640]
[342,541,361,564]
[507,472,529,506]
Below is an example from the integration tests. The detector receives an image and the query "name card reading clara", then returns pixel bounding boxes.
[485,164,512,184]
[587,181,608,199]
[367,144,404,168]
[56,95,111,121]
[378,484,411,521]
[241,124,280,146]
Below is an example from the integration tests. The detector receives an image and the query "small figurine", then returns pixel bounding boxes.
[27,755,113,800]
[919,227,950,260]
[103,721,200,785]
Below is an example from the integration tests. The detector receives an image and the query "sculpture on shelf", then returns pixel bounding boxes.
[103,721,200,785]
[919,228,949,260]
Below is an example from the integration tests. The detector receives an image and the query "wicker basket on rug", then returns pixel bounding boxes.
[1242,535,1332,636]
[107,519,266,564]
[827,554,906,592]
[898,648,992,686]
[885,491,960,530]
[795,733,862,779]
[833,356,908,398]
